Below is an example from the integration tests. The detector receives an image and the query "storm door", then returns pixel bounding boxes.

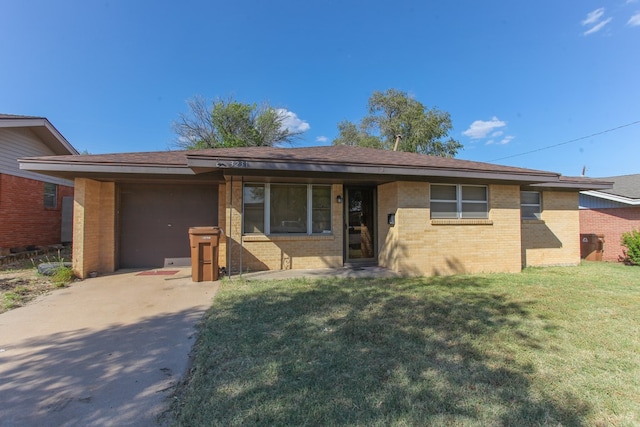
[345,187,376,263]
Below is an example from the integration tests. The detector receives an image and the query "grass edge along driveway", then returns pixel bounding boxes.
[170,262,640,426]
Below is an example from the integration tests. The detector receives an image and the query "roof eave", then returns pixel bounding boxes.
[186,157,559,183]
[19,159,193,176]
[580,190,640,206]
[1,117,79,155]
[530,180,613,191]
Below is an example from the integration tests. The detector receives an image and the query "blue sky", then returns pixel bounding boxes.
[1,1,639,178]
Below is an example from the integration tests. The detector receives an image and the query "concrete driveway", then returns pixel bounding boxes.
[0,268,218,427]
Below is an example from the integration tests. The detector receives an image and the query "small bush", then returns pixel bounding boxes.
[621,228,640,265]
[52,266,76,287]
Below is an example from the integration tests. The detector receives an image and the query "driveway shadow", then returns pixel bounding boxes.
[0,308,203,427]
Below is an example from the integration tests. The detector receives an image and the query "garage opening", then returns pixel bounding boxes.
[119,183,218,269]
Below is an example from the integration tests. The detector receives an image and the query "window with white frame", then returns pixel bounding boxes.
[430,184,488,219]
[44,182,58,208]
[243,183,332,235]
[521,191,541,219]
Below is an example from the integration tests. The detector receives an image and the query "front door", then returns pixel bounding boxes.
[345,187,376,263]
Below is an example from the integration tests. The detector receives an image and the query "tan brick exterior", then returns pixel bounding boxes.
[521,191,580,267]
[378,182,522,275]
[72,178,116,278]
[68,175,583,279]
[224,179,343,273]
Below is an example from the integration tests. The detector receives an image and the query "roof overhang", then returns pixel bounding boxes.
[528,177,614,192]
[580,190,640,206]
[20,160,194,176]
[1,117,78,155]
[186,155,560,185]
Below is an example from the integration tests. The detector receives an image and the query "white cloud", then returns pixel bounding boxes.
[582,8,605,25]
[486,135,514,145]
[276,109,310,133]
[499,135,515,145]
[581,8,613,35]
[463,116,507,139]
[584,17,613,35]
[491,130,504,138]
[316,136,328,143]
[628,12,640,26]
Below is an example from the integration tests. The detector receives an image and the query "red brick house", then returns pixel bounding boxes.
[0,115,77,253]
[580,174,640,262]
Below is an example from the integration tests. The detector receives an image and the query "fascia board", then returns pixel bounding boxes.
[1,118,79,155]
[0,118,47,128]
[186,157,559,183]
[42,121,79,155]
[19,160,194,175]
[580,190,640,206]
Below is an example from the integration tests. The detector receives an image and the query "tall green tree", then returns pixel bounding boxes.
[332,89,462,157]
[172,96,306,149]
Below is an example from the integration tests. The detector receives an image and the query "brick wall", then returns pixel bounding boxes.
[0,173,73,248]
[378,182,522,276]
[72,178,116,278]
[579,207,640,262]
[521,191,580,267]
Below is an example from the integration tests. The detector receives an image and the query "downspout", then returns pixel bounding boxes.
[228,175,233,278]
[239,176,244,275]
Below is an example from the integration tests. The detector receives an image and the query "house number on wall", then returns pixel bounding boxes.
[230,160,248,168]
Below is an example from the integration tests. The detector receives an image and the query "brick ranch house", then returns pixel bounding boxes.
[19,145,611,279]
[580,174,640,262]
[1,115,77,254]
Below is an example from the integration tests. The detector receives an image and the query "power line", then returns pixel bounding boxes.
[489,119,640,162]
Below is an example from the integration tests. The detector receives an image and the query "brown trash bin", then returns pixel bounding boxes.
[580,233,605,261]
[189,226,223,282]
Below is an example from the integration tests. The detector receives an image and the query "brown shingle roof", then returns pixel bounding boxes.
[25,145,559,177]
[20,145,613,190]
[188,145,558,176]
[27,150,191,166]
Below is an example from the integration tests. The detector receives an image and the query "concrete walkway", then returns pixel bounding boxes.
[235,265,401,281]
[0,268,218,427]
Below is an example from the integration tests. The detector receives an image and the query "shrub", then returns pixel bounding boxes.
[52,265,76,287]
[620,228,640,265]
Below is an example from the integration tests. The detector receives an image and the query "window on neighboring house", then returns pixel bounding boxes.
[430,184,488,219]
[243,183,332,235]
[44,182,58,208]
[521,191,541,219]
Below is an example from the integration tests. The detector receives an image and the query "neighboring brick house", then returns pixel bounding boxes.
[580,174,640,262]
[19,146,611,278]
[1,114,77,253]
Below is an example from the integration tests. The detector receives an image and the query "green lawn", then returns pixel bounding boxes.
[170,262,640,426]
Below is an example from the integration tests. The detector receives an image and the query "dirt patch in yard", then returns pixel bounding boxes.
[0,248,73,314]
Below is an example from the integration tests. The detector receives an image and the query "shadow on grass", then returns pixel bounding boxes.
[174,276,590,426]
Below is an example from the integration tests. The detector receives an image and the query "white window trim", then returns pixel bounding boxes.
[244,183,332,235]
[430,184,489,219]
